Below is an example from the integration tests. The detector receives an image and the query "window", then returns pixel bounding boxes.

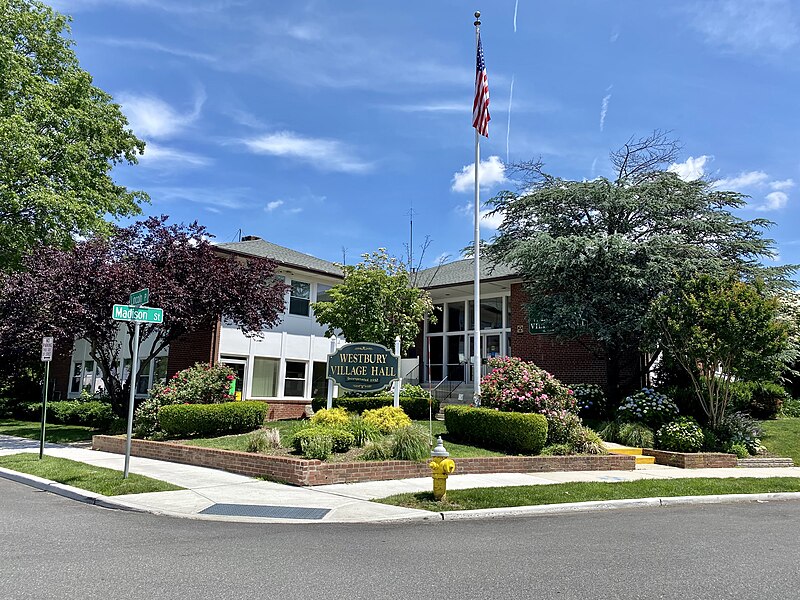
[469,298,504,330]
[251,357,279,397]
[284,361,306,397]
[136,361,151,395]
[81,360,94,392]
[289,280,311,316]
[70,362,83,394]
[152,356,168,385]
[428,304,444,333]
[447,302,465,332]
[316,283,333,303]
[311,361,327,397]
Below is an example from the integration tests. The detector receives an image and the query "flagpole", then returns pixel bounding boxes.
[473,11,482,405]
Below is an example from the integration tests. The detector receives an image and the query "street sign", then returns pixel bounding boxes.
[112,304,164,324]
[41,337,54,362]
[129,288,149,306]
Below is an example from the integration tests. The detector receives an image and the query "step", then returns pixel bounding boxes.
[605,443,655,465]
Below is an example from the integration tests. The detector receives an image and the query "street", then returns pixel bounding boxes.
[2,478,799,599]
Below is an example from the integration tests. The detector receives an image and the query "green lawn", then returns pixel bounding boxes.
[0,419,98,444]
[0,453,183,496]
[377,477,800,511]
[761,418,800,465]
[179,419,505,458]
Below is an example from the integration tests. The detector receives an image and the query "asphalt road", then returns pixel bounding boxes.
[2,478,800,600]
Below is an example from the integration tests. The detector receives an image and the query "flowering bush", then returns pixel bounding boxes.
[150,362,236,406]
[545,410,583,446]
[715,411,763,455]
[655,417,704,453]
[480,357,575,414]
[617,388,678,428]
[362,406,411,434]
[311,407,350,427]
[571,384,607,420]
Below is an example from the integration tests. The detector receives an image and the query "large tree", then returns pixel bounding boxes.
[0,217,288,415]
[312,249,434,353]
[487,132,792,402]
[0,0,146,269]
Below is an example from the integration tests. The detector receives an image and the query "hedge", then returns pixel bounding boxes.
[291,426,355,453]
[13,400,115,429]
[310,395,439,420]
[159,401,268,437]
[443,406,548,455]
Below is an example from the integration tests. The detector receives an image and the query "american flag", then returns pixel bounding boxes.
[472,32,490,137]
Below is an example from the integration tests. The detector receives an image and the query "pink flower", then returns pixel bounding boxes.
[226,374,235,380]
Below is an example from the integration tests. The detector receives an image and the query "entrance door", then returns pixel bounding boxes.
[467,333,503,383]
[221,359,246,400]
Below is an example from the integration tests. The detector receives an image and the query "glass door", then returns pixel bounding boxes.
[468,334,503,382]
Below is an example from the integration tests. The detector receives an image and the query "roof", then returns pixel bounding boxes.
[415,258,517,289]
[217,239,343,278]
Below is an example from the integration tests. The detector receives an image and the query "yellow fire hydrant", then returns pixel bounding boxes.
[429,436,456,501]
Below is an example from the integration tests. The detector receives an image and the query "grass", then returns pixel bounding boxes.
[178,419,505,458]
[761,417,800,465]
[0,453,183,496]
[377,477,800,511]
[0,419,98,444]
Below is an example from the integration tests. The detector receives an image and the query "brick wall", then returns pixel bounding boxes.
[93,435,635,486]
[642,449,737,469]
[166,319,221,377]
[267,401,309,420]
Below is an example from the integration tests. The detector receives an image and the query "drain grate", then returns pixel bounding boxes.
[199,503,331,520]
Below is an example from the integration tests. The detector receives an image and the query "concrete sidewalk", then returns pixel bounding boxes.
[3,434,800,523]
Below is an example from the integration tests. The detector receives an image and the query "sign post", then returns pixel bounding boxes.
[326,337,337,410]
[113,290,162,479]
[393,336,402,408]
[39,337,53,459]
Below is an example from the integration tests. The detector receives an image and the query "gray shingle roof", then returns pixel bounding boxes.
[415,258,517,288]
[217,239,343,277]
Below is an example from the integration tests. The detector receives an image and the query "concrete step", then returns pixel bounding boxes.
[605,443,656,465]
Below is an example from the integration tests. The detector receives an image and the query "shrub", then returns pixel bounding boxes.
[245,428,281,453]
[744,381,787,420]
[541,444,573,456]
[310,394,439,420]
[390,425,430,461]
[655,417,704,453]
[301,435,332,460]
[571,427,608,455]
[617,388,679,428]
[150,362,236,406]
[444,405,548,455]
[729,443,749,459]
[346,415,382,447]
[133,396,162,439]
[597,420,621,443]
[780,397,800,418]
[480,356,576,414]
[362,406,411,434]
[545,410,583,446]
[311,407,350,427]
[360,438,393,461]
[715,411,763,455]
[158,401,268,437]
[19,400,115,429]
[618,423,654,449]
[571,384,608,420]
[292,426,355,453]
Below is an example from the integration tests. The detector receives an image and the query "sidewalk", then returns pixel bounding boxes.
[3,434,800,523]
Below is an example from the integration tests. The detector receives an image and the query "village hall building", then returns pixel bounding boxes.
[51,236,613,418]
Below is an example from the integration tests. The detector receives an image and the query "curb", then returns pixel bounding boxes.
[0,467,146,513]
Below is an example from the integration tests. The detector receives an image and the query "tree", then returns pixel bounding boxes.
[487,133,792,402]
[0,217,288,416]
[0,0,146,269]
[649,273,789,428]
[311,249,434,353]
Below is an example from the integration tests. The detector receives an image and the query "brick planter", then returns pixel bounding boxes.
[93,435,635,486]
[642,449,737,469]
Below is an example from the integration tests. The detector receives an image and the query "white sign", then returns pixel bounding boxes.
[41,337,54,362]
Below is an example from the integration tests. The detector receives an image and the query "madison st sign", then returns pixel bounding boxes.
[327,342,399,393]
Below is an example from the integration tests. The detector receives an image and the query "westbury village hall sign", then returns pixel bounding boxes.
[326,342,399,393]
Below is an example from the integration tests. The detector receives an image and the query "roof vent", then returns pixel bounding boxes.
[241,235,262,242]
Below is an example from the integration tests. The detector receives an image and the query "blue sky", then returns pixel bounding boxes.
[53,0,800,268]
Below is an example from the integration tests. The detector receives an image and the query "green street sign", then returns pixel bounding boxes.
[327,342,398,393]
[129,288,149,306]
[112,304,163,324]
[528,309,552,335]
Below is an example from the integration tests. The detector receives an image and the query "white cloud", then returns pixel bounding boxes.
[242,131,372,174]
[265,200,284,212]
[118,90,205,139]
[599,93,612,131]
[758,191,788,211]
[770,178,795,190]
[91,37,216,63]
[150,186,254,210]
[687,0,800,56]
[456,203,504,231]
[139,142,211,168]
[451,156,507,193]
[714,170,770,189]
[668,155,711,181]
